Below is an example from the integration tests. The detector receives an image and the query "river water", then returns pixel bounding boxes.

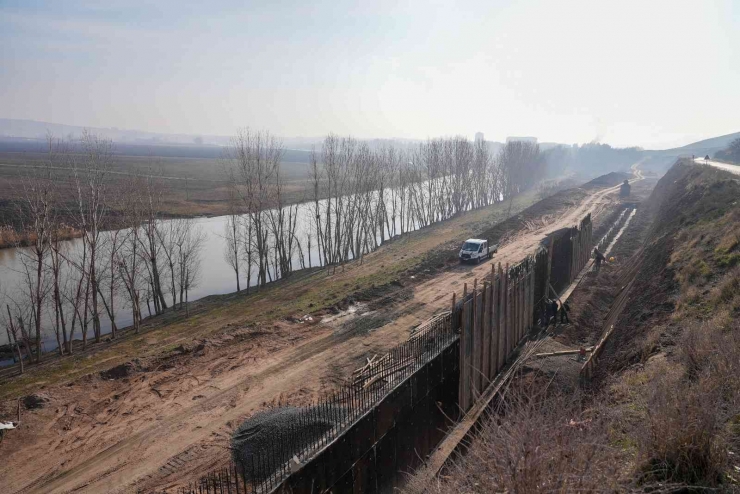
[0,192,423,362]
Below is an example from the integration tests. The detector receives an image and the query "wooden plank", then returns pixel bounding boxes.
[511,267,516,354]
[506,266,513,357]
[529,267,535,330]
[545,234,554,312]
[526,266,532,333]
[464,298,473,411]
[450,292,456,329]
[490,269,499,378]
[515,272,520,343]
[498,267,504,370]
[502,263,509,362]
[510,274,516,347]
[517,272,522,341]
[471,279,481,397]
[535,347,593,358]
[481,282,490,387]
[519,271,525,340]
[475,290,486,396]
[458,283,468,411]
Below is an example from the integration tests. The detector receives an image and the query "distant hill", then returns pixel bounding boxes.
[673,132,740,152]
[2,117,737,169]
[0,118,232,146]
[646,131,740,157]
[636,131,740,172]
[0,136,314,165]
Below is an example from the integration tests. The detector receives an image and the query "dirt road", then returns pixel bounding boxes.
[372,172,642,337]
[2,175,637,494]
[693,157,740,176]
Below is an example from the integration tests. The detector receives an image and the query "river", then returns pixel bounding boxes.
[0,191,426,363]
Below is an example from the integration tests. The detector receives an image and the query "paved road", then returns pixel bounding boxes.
[693,158,740,176]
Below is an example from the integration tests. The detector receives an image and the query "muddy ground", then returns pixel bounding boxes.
[0,173,637,494]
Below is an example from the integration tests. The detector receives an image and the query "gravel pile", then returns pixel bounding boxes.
[231,405,339,479]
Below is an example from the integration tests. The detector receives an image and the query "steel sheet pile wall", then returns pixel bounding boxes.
[277,341,460,493]
[570,213,592,283]
[549,214,592,296]
[457,258,536,412]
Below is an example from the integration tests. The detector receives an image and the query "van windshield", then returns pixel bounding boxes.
[462,242,480,251]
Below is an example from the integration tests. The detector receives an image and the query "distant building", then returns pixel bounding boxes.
[474,132,484,144]
[506,136,538,144]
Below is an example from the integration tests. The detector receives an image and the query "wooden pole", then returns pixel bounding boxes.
[501,265,508,363]
[491,269,499,377]
[472,279,481,397]
[545,234,554,310]
[481,281,490,387]
[519,269,525,339]
[459,283,468,411]
[451,292,456,329]
[497,263,505,369]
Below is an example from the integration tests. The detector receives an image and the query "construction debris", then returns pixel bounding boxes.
[534,347,593,358]
[0,400,21,443]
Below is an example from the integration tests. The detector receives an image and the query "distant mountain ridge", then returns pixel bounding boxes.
[1,117,737,158]
[0,118,232,146]
[674,131,740,151]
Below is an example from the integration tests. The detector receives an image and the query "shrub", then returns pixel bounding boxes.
[717,253,740,269]
[638,370,726,486]
[638,322,740,488]
[410,385,621,494]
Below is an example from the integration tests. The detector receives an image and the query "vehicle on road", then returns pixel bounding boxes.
[459,238,497,263]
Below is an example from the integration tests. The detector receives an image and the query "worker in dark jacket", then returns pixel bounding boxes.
[560,300,571,324]
[550,299,559,326]
[594,247,606,272]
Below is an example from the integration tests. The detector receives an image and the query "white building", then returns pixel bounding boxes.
[474,132,484,144]
[506,136,538,144]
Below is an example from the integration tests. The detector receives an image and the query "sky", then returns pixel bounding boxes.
[1,0,738,149]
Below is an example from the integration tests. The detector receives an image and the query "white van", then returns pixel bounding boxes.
[459,238,497,263]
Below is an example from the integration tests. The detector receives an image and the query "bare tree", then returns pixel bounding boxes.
[138,172,168,313]
[158,217,185,308]
[69,130,112,344]
[96,228,124,338]
[175,220,205,317]
[4,304,24,374]
[16,135,58,362]
[226,128,283,287]
[308,147,324,267]
[223,189,242,292]
[116,174,145,333]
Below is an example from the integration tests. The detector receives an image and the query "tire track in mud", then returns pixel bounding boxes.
[20,324,382,494]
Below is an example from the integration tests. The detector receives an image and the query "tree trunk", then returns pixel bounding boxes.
[7,306,23,374]
[34,250,43,363]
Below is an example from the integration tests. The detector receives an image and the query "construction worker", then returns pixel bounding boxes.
[550,299,559,326]
[560,300,571,324]
[593,247,606,272]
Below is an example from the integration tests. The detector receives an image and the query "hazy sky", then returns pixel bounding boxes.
[1,0,738,148]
